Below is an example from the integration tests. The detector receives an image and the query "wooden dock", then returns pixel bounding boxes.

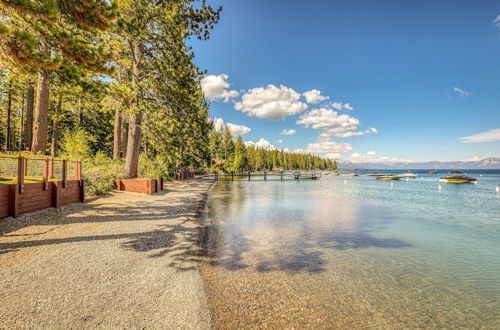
[203,171,321,181]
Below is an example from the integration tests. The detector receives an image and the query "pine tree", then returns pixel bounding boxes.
[233,136,248,172]
[0,0,115,154]
[115,0,221,177]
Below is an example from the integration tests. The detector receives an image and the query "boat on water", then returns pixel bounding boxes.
[429,170,438,174]
[376,175,402,181]
[399,171,417,178]
[439,175,477,184]
[332,172,340,176]
[449,170,465,174]
[350,173,359,176]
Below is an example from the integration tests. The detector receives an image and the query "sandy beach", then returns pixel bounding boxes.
[0,180,213,329]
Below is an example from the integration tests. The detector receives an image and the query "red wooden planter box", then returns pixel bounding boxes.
[115,178,163,195]
[0,180,85,218]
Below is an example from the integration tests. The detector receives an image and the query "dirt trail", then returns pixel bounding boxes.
[0,180,213,329]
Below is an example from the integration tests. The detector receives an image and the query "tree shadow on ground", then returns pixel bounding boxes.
[0,180,412,275]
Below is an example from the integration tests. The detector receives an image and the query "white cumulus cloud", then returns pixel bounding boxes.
[458,128,500,143]
[297,108,359,130]
[331,102,353,111]
[466,156,481,162]
[325,153,342,160]
[280,129,296,135]
[296,108,377,141]
[244,138,276,150]
[303,141,353,153]
[201,74,239,102]
[234,84,308,120]
[345,152,412,164]
[320,127,378,140]
[227,123,251,136]
[493,14,500,29]
[331,102,343,110]
[212,117,226,131]
[212,117,251,137]
[343,103,354,111]
[452,87,469,97]
[303,89,329,104]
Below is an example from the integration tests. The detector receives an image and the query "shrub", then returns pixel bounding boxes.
[83,152,127,196]
[138,154,169,179]
[60,129,95,159]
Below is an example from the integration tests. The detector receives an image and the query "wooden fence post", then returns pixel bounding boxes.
[49,157,54,179]
[8,184,19,217]
[80,180,85,203]
[264,171,267,181]
[42,158,49,190]
[248,171,251,181]
[17,156,25,194]
[231,172,234,181]
[52,181,60,208]
[75,161,81,181]
[62,160,67,188]
[281,170,283,181]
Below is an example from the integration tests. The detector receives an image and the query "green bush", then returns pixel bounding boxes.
[138,154,169,179]
[83,152,127,196]
[61,129,96,159]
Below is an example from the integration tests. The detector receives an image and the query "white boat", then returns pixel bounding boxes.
[376,175,401,181]
[399,171,417,178]
[439,175,477,184]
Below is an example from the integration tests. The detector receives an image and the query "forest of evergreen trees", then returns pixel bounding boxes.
[0,0,336,186]
[209,127,337,173]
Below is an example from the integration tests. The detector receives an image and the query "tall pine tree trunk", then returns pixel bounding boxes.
[122,122,128,158]
[22,83,34,150]
[50,93,62,157]
[113,108,121,159]
[6,82,12,151]
[125,112,141,177]
[125,39,142,177]
[20,89,25,147]
[32,68,50,154]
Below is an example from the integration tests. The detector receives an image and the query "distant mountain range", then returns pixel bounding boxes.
[341,157,500,170]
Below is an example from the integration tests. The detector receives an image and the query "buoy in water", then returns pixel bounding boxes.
[496,187,499,193]
[438,185,442,191]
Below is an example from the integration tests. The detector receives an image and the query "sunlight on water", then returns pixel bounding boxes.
[200,171,500,328]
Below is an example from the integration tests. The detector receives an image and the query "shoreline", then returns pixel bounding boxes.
[0,180,215,328]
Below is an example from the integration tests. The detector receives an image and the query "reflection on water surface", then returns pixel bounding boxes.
[200,175,500,328]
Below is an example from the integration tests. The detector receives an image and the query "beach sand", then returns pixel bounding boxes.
[0,180,213,329]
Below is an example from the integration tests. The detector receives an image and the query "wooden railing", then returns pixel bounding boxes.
[0,156,84,218]
[174,168,208,180]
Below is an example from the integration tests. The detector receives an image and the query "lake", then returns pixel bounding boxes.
[199,170,500,328]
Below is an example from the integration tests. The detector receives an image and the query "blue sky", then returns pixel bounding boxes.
[189,0,500,163]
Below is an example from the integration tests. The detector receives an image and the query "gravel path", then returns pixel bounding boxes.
[0,180,214,329]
